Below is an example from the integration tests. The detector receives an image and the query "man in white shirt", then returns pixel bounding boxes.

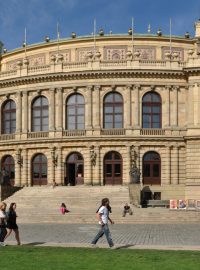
[91,198,114,248]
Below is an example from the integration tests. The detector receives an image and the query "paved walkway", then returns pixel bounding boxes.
[6,224,200,250]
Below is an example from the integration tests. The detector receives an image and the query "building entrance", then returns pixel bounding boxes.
[104,151,122,185]
[65,152,84,185]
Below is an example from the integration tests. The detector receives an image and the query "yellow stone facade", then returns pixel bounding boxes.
[0,20,200,200]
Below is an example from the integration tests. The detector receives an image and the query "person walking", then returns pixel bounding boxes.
[0,202,7,246]
[91,198,114,248]
[4,203,21,245]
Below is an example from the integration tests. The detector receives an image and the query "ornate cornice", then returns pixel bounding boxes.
[0,69,186,89]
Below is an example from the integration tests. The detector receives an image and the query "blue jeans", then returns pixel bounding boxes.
[91,224,114,247]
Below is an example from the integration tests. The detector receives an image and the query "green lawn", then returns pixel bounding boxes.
[0,246,200,270]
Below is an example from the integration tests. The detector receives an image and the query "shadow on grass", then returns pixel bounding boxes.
[115,244,135,249]
[22,242,46,246]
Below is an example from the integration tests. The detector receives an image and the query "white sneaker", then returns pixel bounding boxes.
[0,242,6,246]
[91,244,99,248]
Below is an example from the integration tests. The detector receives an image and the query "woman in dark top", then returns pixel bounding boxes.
[4,203,21,245]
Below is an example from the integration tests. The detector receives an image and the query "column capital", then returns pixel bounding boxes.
[172,85,179,91]
[17,91,22,97]
[22,90,28,96]
[87,85,93,91]
[49,87,56,92]
[165,85,172,90]
[133,84,141,90]
[56,87,63,92]
[94,85,101,91]
[125,84,132,90]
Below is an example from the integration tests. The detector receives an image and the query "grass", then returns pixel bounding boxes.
[0,246,200,270]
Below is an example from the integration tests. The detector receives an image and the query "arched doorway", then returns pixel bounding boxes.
[143,151,161,185]
[1,155,15,185]
[66,152,84,185]
[32,154,47,185]
[104,151,122,185]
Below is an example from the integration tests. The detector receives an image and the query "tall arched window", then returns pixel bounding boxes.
[143,151,161,185]
[142,92,161,128]
[1,155,15,185]
[32,96,49,132]
[103,92,123,129]
[2,100,16,134]
[66,94,85,130]
[32,154,47,185]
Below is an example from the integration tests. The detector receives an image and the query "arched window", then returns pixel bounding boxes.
[143,151,161,185]
[32,96,49,132]
[66,94,85,130]
[142,92,161,128]
[2,100,16,134]
[1,155,15,185]
[104,151,122,185]
[32,154,47,185]
[103,92,123,129]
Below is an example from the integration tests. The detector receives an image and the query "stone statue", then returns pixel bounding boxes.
[90,146,97,166]
[129,163,140,184]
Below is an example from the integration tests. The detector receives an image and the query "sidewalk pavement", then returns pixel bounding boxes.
[4,223,200,251]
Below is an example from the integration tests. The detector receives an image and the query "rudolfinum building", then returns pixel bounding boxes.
[0,20,200,201]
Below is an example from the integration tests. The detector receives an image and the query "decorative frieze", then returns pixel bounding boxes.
[162,47,184,61]
[103,46,127,60]
[6,54,46,70]
[134,46,156,60]
[76,47,97,61]
[50,49,71,62]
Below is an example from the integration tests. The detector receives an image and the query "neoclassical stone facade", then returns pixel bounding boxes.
[0,20,200,200]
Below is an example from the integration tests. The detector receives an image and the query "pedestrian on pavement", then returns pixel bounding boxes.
[0,202,7,246]
[122,203,133,217]
[4,203,21,245]
[91,198,114,248]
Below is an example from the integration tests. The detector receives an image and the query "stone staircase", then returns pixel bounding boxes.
[4,186,200,224]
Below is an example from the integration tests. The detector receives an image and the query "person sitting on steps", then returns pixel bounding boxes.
[122,203,133,217]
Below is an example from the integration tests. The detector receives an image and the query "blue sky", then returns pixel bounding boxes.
[0,0,200,51]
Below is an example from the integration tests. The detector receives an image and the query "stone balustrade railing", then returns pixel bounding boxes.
[0,58,190,81]
[0,128,188,141]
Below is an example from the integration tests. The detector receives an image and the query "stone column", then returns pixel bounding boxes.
[134,85,140,128]
[22,91,28,133]
[55,147,62,185]
[49,88,55,131]
[173,145,179,185]
[188,84,194,126]
[85,146,92,185]
[93,85,101,129]
[86,86,93,129]
[16,92,22,133]
[125,85,132,128]
[21,149,28,186]
[166,146,171,185]
[126,145,131,183]
[173,86,178,127]
[49,148,55,184]
[165,86,171,127]
[57,88,63,131]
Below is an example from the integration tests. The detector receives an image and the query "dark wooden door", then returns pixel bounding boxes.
[104,152,122,185]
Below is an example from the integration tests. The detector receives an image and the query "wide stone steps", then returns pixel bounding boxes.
[4,186,200,224]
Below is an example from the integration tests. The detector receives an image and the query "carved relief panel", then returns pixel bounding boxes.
[103,46,127,60]
[134,46,156,60]
[162,47,184,61]
[6,53,46,70]
[50,49,71,62]
[76,47,97,61]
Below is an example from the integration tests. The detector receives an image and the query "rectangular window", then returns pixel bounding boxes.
[153,164,159,177]
[143,164,150,177]
[114,164,121,176]
[106,164,112,176]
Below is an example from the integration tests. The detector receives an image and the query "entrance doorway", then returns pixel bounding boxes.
[104,151,122,185]
[32,154,47,185]
[65,152,84,185]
